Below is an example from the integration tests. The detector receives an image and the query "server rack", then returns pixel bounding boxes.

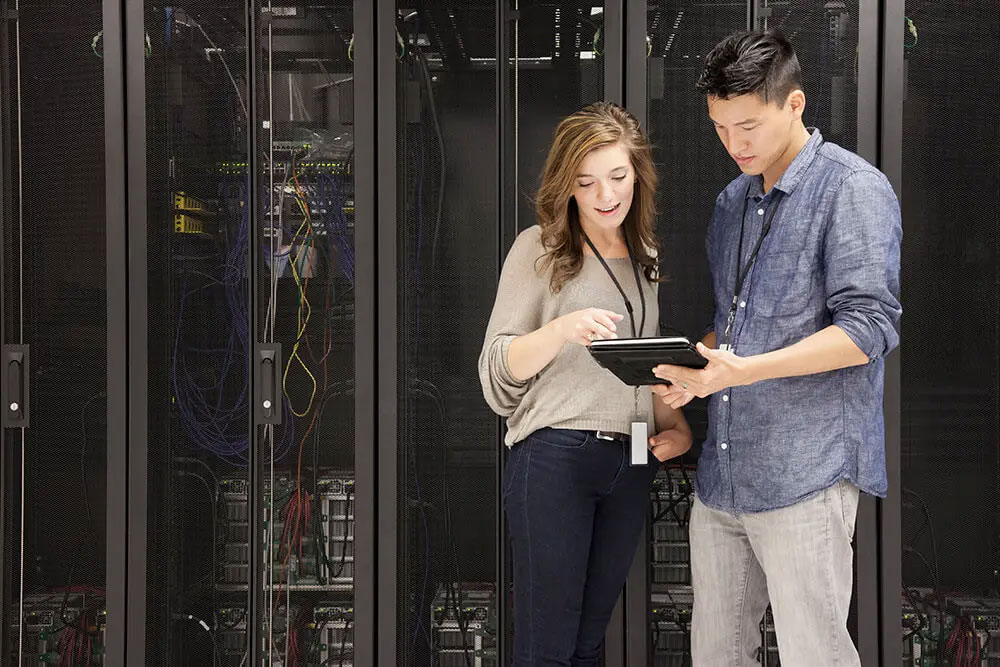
[5,1,996,665]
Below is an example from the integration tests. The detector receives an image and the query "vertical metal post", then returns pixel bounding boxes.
[604,0,624,105]
[247,2,264,665]
[103,0,128,663]
[852,1,882,663]
[623,1,650,664]
[0,0,9,653]
[123,0,149,664]
[353,0,377,663]
[496,0,514,663]
[880,0,905,663]
[375,0,398,661]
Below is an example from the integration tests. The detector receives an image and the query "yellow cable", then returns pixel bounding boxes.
[282,189,318,417]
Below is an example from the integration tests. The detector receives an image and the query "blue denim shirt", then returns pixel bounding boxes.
[696,129,902,513]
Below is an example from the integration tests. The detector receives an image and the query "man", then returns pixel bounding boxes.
[651,30,901,666]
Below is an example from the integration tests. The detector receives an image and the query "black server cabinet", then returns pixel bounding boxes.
[0,1,367,665]
[4,1,972,665]
[1,1,114,665]
[379,3,617,665]
[250,4,360,666]
[140,4,256,666]
[897,2,1000,667]
[134,2,362,666]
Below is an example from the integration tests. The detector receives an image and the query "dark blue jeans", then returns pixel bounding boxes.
[502,427,660,666]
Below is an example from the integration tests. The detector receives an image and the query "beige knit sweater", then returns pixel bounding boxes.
[478,225,659,447]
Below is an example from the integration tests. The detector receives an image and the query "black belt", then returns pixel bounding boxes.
[594,430,629,443]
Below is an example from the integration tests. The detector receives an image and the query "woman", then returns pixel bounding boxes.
[479,101,692,665]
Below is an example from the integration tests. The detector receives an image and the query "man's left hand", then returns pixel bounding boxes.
[652,342,755,408]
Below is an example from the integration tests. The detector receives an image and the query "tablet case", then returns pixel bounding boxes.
[588,337,708,386]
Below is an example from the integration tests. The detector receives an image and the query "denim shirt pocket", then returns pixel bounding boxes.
[749,250,815,317]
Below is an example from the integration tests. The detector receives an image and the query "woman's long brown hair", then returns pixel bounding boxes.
[535,101,660,293]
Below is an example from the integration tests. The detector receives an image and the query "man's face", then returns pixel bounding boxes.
[707,90,804,177]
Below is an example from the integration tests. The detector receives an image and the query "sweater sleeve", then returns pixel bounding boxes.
[478,228,547,417]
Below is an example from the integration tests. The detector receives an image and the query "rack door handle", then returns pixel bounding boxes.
[3,345,29,428]
[256,344,281,425]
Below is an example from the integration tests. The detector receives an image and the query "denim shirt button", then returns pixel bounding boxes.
[720,442,728,450]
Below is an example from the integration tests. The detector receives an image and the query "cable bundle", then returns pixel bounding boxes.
[285,607,312,667]
[52,586,105,667]
[57,621,93,667]
[944,615,984,667]
[173,177,294,463]
[316,171,355,285]
[278,486,312,578]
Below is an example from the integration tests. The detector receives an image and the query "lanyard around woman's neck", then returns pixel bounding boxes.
[582,232,647,338]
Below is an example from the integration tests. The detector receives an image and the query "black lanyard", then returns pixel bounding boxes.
[721,182,784,349]
[583,233,647,338]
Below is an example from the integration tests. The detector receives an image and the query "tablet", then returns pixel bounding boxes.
[588,336,708,386]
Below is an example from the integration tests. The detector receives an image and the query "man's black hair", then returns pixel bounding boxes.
[696,30,802,106]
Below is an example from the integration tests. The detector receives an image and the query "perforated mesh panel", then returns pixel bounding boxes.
[250,3,358,667]
[4,1,108,664]
[144,4,252,665]
[396,4,501,664]
[900,0,1000,598]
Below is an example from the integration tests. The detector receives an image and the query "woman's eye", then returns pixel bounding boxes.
[612,176,626,182]
[578,182,593,188]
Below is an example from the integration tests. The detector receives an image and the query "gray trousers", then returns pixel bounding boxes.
[689,480,861,667]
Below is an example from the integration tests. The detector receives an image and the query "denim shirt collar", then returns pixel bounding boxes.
[745,127,824,200]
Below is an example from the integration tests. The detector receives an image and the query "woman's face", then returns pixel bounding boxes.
[571,142,636,236]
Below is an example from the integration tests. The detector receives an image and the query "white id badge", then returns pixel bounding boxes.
[630,414,649,466]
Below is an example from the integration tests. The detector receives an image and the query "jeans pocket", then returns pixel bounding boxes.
[528,427,590,449]
[501,442,527,498]
[838,480,860,540]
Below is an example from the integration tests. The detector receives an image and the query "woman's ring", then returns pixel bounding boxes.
[681,382,689,390]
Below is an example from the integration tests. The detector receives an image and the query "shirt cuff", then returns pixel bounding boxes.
[495,334,529,387]
[832,317,883,362]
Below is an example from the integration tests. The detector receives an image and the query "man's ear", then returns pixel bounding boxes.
[787,89,807,120]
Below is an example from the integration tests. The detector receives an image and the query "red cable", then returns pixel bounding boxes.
[947,620,960,657]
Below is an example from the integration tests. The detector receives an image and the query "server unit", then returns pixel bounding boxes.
[430,584,497,667]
